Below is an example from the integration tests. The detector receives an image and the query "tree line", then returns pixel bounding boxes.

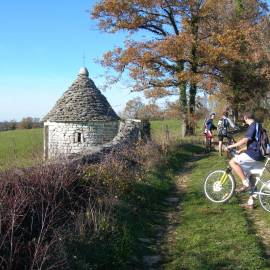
[91,0,270,136]
[0,117,43,131]
[121,96,209,121]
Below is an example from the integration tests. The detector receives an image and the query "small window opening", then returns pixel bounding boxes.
[77,132,81,143]
[74,132,83,143]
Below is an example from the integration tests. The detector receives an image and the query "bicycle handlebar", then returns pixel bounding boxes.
[224,146,237,157]
[226,127,240,135]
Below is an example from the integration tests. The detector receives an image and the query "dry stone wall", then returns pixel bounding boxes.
[73,119,142,164]
[44,121,119,159]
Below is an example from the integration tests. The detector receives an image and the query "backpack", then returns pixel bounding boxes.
[217,118,228,136]
[255,123,270,156]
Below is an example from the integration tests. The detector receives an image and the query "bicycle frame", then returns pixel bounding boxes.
[220,158,270,196]
[220,167,233,185]
[249,158,270,197]
[204,152,270,209]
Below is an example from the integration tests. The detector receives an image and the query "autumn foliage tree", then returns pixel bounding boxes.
[206,0,270,119]
[92,0,269,135]
[123,97,144,118]
[123,97,162,120]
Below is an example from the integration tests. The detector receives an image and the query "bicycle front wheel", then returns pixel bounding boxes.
[204,170,235,203]
[259,181,270,213]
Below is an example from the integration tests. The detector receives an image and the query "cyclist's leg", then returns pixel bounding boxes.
[204,134,209,152]
[209,131,213,151]
[229,153,254,189]
[218,135,223,156]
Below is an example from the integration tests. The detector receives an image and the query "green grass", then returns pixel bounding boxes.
[151,119,182,138]
[150,119,206,143]
[112,143,204,269]
[68,147,179,269]
[166,150,269,270]
[0,128,43,169]
[1,121,269,268]
[67,142,204,269]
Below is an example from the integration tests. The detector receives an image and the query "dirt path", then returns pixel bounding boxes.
[140,156,201,270]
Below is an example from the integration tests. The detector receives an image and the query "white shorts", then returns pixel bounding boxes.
[233,153,264,177]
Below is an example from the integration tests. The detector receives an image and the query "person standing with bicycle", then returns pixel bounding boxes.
[227,111,264,209]
[217,111,236,156]
[204,113,217,152]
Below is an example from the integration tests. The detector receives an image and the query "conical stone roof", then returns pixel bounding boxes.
[43,67,120,122]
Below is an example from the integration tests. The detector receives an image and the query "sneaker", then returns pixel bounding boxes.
[235,185,250,193]
[239,203,254,210]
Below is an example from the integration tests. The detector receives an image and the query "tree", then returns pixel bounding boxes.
[92,0,269,134]
[19,117,34,129]
[123,97,144,119]
[163,100,181,120]
[137,103,163,120]
[206,0,270,119]
[8,120,17,130]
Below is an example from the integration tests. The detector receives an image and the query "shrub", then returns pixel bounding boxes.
[0,141,162,269]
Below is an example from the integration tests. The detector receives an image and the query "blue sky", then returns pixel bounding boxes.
[0,0,145,121]
[0,1,269,121]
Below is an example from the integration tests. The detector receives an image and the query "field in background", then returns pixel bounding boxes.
[151,119,181,139]
[0,118,268,169]
[151,119,205,145]
[0,128,43,169]
[0,120,203,169]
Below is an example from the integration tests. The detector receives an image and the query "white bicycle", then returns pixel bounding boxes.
[204,153,270,212]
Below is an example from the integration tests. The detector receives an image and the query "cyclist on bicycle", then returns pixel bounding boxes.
[227,110,264,209]
[204,113,217,147]
[217,111,236,156]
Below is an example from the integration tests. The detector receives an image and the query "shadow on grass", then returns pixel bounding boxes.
[236,195,270,266]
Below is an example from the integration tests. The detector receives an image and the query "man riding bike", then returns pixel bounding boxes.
[227,110,264,209]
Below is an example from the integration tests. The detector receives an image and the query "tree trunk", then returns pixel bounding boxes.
[185,11,199,136]
[185,83,197,135]
[179,82,188,137]
[232,104,239,122]
[179,82,197,136]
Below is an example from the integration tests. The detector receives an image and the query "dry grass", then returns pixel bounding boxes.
[0,140,163,269]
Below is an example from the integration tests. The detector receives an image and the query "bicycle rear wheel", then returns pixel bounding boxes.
[259,181,270,213]
[204,170,235,203]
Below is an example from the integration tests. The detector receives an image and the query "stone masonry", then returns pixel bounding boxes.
[44,121,119,159]
[43,67,121,159]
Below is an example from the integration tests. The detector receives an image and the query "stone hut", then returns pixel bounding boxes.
[43,67,120,159]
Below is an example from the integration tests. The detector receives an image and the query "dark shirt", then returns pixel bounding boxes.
[206,119,216,131]
[245,122,263,161]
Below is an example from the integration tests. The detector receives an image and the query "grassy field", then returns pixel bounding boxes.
[1,121,270,268]
[151,119,182,138]
[166,150,269,269]
[150,119,206,148]
[0,128,43,169]
[0,120,183,169]
[144,120,270,269]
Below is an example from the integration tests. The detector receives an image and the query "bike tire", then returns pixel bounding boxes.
[204,170,235,203]
[259,181,270,213]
